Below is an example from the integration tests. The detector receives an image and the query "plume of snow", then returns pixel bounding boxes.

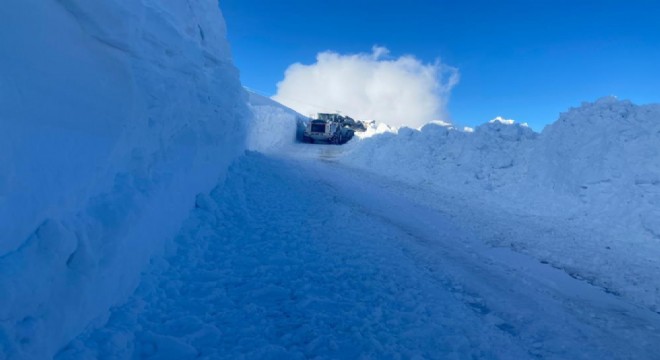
[273,46,459,128]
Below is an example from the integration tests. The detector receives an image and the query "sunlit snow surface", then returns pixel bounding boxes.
[59,151,660,359]
[341,97,660,313]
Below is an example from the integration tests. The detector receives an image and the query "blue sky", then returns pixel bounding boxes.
[220,0,660,130]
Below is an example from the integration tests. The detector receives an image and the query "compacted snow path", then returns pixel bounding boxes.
[58,150,660,359]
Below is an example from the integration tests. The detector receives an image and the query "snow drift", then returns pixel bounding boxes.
[0,0,246,358]
[340,97,660,311]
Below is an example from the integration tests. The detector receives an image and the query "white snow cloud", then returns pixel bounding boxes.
[272,46,459,128]
[489,116,516,125]
[489,116,530,127]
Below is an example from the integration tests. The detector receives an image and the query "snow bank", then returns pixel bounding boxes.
[246,91,306,152]
[530,98,660,223]
[0,0,246,358]
[344,117,536,193]
[340,97,660,310]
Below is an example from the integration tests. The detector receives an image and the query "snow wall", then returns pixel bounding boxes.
[0,0,247,358]
[340,97,660,310]
[246,91,306,153]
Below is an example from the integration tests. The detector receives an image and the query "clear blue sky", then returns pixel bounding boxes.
[220,0,660,130]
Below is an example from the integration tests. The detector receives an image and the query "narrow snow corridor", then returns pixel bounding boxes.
[58,152,660,359]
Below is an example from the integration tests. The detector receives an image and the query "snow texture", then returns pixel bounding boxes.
[246,92,305,153]
[58,152,660,359]
[3,0,660,357]
[0,0,246,358]
[341,97,660,312]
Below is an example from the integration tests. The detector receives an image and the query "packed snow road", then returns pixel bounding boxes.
[59,149,660,359]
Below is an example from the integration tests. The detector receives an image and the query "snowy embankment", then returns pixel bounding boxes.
[340,97,660,311]
[0,1,246,358]
[246,92,306,153]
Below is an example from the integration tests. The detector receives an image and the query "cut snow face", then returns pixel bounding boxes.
[0,0,246,358]
[246,91,306,152]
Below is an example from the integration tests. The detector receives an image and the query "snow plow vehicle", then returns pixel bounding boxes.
[302,113,366,145]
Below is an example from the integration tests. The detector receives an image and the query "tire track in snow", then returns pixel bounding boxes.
[290,152,660,359]
[58,153,531,359]
[58,151,660,359]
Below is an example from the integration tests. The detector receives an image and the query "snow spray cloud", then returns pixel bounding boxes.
[273,46,459,128]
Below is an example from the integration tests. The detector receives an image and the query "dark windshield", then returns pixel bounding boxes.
[311,123,326,133]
